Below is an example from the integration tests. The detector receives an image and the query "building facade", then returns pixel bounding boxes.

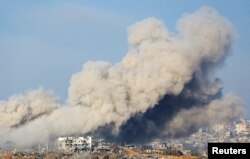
[57,136,92,152]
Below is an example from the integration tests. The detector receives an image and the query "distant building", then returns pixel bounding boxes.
[151,139,166,150]
[93,138,111,152]
[141,145,153,153]
[57,136,92,152]
[236,119,250,135]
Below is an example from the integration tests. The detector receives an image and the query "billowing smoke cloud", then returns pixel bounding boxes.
[0,7,245,146]
[0,88,58,127]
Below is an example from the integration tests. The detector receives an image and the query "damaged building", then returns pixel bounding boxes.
[57,136,92,152]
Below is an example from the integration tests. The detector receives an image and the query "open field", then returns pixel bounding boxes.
[0,150,206,159]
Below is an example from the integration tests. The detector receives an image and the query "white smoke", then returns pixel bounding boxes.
[0,7,244,146]
[0,88,58,127]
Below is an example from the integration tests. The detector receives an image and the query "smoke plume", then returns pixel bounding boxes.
[0,7,245,146]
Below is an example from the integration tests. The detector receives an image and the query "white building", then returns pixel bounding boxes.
[236,119,250,135]
[151,139,166,150]
[57,136,92,151]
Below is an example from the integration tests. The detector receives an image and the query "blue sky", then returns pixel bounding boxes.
[0,1,250,116]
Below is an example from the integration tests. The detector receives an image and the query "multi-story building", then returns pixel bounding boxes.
[57,136,92,151]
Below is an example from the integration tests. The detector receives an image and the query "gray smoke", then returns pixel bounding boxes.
[0,7,245,146]
[167,93,245,134]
